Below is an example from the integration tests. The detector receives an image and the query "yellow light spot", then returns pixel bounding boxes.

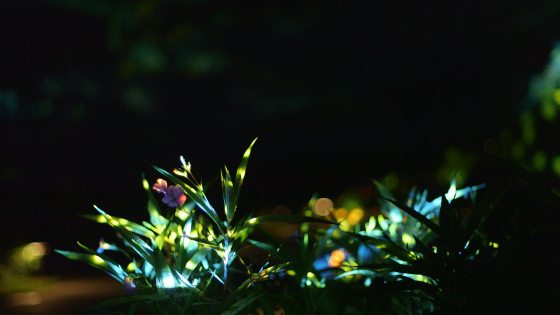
[314,198,334,216]
[247,218,258,225]
[142,179,150,190]
[328,249,346,268]
[286,270,296,276]
[186,260,198,270]
[126,262,136,272]
[306,272,316,279]
[365,216,376,232]
[118,218,130,225]
[96,216,108,223]
[347,208,364,225]
[402,233,416,247]
[176,210,189,221]
[20,242,47,263]
[334,208,348,221]
[91,255,106,266]
[237,168,246,179]
[168,231,177,242]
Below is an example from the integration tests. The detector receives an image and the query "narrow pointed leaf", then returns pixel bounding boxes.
[383,198,440,235]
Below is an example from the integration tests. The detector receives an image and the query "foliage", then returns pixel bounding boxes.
[56,139,333,314]
[56,139,558,314]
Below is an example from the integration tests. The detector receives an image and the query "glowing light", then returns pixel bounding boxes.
[334,208,348,221]
[95,215,108,223]
[365,216,376,233]
[126,262,136,272]
[142,179,150,190]
[314,198,334,216]
[159,273,176,288]
[247,218,258,225]
[21,242,47,261]
[378,215,389,231]
[90,255,106,266]
[445,180,457,202]
[237,168,246,179]
[402,233,416,247]
[328,249,346,268]
[118,218,130,225]
[347,208,364,225]
[489,242,499,248]
[388,208,403,223]
[186,260,198,270]
[176,210,189,221]
[286,270,296,276]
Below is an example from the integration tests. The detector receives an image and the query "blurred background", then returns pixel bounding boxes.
[1,0,560,312]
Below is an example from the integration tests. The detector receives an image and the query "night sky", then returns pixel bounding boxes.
[1,1,560,273]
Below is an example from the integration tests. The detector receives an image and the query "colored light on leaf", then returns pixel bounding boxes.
[334,208,348,221]
[347,208,364,225]
[328,249,346,268]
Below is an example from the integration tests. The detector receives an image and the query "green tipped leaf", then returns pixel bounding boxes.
[55,249,128,282]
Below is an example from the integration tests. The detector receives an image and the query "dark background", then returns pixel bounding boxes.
[1,0,560,274]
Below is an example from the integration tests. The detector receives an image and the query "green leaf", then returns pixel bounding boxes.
[230,138,257,224]
[55,249,128,282]
[142,173,169,229]
[347,232,416,263]
[383,198,441,235]
[183,247,212,280]
[84,213,156,238]
[221,166,235,225]
[246,239,276,252]
[242,214,336,228]
[335,269,377,280]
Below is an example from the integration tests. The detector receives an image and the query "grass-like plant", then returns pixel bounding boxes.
[56,139,333,314]
[56,138,513,314]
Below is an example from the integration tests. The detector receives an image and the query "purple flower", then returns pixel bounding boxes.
[162,185,187,208]
[153,179,187,208]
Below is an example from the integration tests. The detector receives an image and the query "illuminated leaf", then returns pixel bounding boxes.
[383,198,440,235]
